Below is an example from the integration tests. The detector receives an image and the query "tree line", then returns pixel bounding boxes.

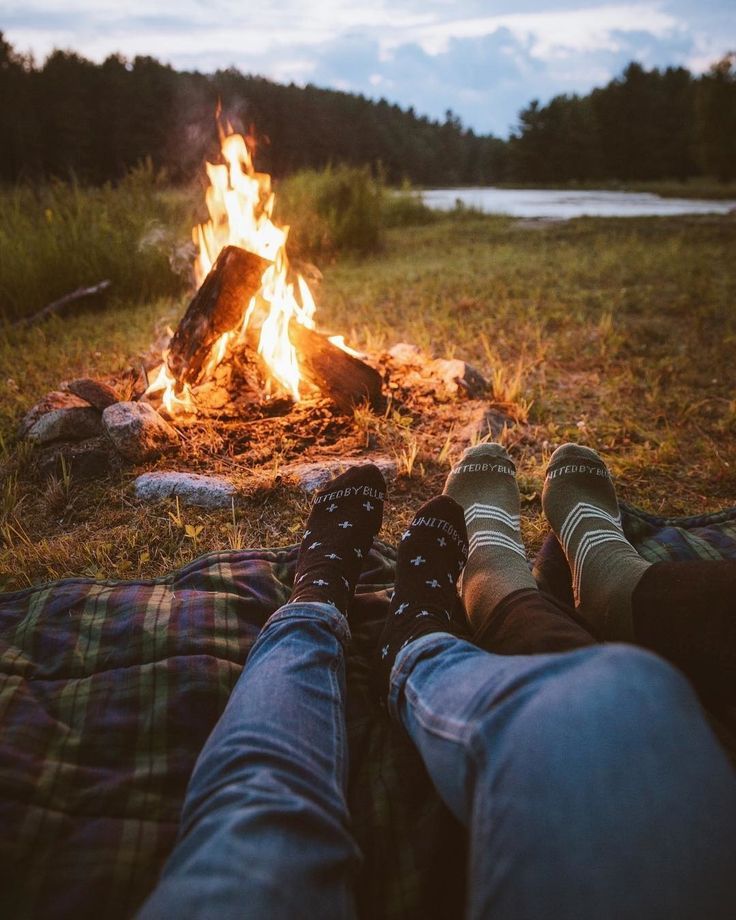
[1,33,733,186]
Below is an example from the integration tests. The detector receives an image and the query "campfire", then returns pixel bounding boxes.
[143,120,383,419]
[20,119,500,493]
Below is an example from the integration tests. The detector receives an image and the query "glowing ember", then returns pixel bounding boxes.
[147,117,333,411]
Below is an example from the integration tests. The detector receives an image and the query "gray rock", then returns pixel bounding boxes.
[431,358,488,398]
[388,342,423,364]
[134,471,235,508]
[66,377,121,410]
[285,457,398,493]
[103,401,178,461]
[27,406,103,444]
[457,406,515,444]
[19,390,89,438]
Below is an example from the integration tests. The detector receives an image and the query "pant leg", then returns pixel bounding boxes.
[390,633,736,920]
[474,586,595,655]
[632,560,736,705]
[139,602,360,920]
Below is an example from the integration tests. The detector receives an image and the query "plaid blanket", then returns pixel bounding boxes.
[2,504,735,919]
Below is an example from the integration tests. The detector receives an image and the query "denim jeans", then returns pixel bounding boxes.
[140,602,736,920]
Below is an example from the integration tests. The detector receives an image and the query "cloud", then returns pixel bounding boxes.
[2,1,734,135]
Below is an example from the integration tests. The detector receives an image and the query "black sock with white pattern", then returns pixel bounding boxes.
[373,496,468,700]
[289,464,386,616]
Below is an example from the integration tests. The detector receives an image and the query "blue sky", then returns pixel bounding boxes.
[2,1,734,135]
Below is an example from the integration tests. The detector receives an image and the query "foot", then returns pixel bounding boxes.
[373,495,468,700]
[542,443,651,640]
[444,443,536,634]
[289,464,386,615]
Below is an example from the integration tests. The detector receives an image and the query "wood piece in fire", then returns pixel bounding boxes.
[288,321,385,414]
[168,245,269,386]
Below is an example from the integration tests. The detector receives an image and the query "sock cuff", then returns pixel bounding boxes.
[402,513,469,557]
[449,455,517,480]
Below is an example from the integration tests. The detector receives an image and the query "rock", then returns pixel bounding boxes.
[134,471,235,508]
[66,377,120,410]
[38,436,113,481]
[388,342,423,364]
[27,406,104,445]
[19,390,89,438]
[285,457,398,494]
[431,358,488,398]
[457,406,516,444]
[103,401,178,461]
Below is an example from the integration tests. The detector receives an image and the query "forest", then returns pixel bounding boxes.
[0,32,734,185]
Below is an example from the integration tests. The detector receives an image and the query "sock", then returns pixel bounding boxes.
[289,464,386,615]
[443,443,536,635]
[542,443,651,641]
[373,496,468,700]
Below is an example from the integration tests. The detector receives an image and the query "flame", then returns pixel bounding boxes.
[145,351,196,416]
[192,121,318,401]
[147,118,326,411]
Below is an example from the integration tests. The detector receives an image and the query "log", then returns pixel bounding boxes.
[14,280,111,328]
[289,321,384,413]
[168,245,268,386]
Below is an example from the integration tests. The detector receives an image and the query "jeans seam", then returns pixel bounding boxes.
[263,601,351,647]
[387,631,457,722]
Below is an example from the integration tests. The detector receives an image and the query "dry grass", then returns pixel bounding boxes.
[2,211,735,590]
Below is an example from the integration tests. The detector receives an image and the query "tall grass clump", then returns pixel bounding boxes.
[276,165,383,260]
[0,161,195,323]
[382,183,438,228]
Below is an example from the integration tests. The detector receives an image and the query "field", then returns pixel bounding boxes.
[1,181,735,590]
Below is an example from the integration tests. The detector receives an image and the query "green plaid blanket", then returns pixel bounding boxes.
[1,504,735,919]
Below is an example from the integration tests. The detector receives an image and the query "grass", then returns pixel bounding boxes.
[1,181,735,590]
[0,162,196,323]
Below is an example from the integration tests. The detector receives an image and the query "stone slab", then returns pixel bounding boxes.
[134,471,236,508]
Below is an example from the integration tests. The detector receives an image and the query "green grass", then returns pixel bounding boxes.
[0,163,196,323]
[1,177,735,589]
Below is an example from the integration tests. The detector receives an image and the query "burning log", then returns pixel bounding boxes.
[168,245,268,386]
[289,321,384,413]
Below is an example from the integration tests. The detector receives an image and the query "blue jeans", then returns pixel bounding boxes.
[140,602,736,920]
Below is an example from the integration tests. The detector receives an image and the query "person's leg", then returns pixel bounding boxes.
[541,442,736,703]
[140,464,386,920]
[541,442,651,640]
[375,497,736,920]
[444,443,594,653]
[474,585,596,655]
[391,636,736,920]
[632,559,736,704]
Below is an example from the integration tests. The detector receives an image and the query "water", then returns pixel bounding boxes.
[421,187,736,219]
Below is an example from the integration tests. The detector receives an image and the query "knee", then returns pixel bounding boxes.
[532,644,700,750]
[473,644,698,757]
[579,643,694,708]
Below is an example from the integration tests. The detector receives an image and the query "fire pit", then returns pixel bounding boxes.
[20,123,509,499]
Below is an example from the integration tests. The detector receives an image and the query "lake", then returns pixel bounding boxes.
[421,187,736,219]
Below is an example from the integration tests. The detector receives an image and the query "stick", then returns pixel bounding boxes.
[14,280,111,327]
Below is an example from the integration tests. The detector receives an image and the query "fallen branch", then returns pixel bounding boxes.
[14,280,112,328]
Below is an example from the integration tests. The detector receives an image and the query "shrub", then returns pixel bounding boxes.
[276,165,383,260]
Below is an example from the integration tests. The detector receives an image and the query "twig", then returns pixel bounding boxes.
[14,280,111,328]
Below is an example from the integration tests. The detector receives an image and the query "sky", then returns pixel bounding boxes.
[2,1,734,136]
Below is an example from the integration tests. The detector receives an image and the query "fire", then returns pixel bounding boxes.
[147,118,323,411]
